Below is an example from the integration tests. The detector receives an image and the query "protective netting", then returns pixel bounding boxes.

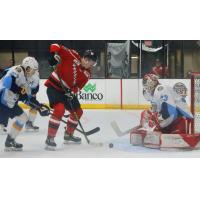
[192,73,200,133]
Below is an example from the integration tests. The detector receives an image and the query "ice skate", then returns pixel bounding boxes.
[64,131,81,144]
[4,135,23,152]
[25,121,39,132]
[45,136,56,151]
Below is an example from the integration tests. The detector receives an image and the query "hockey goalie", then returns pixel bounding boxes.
[130,74,200,150]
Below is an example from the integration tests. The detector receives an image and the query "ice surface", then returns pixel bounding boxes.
[0,109,200,158]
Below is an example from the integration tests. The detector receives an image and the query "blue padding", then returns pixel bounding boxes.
[161,102,177,120]
[177,107,193,119]
[2,76,12,89]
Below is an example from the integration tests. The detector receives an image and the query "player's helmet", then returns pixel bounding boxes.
[83,50,97,63]
[22,57,39,70]
[22,57,39,77]
[142,73,159,93]
[173,82,187,97]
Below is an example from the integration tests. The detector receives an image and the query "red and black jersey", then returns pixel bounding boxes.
[45,44,91,93]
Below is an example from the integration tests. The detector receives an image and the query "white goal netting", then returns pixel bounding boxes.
[191,73,200,133]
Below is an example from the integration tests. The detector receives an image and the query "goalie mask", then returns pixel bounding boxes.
[173,82,187,97]
[142,74,159,93]
[22,57,39,78]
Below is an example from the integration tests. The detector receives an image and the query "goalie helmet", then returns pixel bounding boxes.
[21,57,39,77]
[173,82,187,97]
[142,73,159,93]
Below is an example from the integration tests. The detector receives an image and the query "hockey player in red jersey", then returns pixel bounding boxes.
[45,43,97,150]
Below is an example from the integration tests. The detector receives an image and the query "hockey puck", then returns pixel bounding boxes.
[109,143,114,148]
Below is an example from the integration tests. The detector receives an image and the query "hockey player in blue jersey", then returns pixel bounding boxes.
[0,57,50,151]
[0,66,41,133]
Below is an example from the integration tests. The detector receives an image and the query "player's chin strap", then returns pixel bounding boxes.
[52,65,102,146]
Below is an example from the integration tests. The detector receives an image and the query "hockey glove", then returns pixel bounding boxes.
[38,104,50,116]
[48,53,61,66]
[64,89,75,100]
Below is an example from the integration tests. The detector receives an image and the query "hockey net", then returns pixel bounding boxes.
[191,72,200,134]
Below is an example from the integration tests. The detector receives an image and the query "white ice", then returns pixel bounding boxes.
[0,109,200,158]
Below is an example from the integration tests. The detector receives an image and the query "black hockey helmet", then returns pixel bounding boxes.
[83,50,97,62]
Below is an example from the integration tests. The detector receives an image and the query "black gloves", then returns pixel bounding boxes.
[48,53,61,66]
[38,104,50,116]
[28,97,50,117]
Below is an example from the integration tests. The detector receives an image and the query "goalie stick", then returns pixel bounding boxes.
[52,64,102,147]
[111,121,135,137]
[111,121,156,137]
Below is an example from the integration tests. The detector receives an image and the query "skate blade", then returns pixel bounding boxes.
[4,147,23,152]
[45,145,56,151]
[63,140,81,145]
[25,129,39,133]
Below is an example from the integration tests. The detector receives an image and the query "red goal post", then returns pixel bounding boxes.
[191,72,200,134]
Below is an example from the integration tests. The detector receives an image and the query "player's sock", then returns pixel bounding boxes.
[10,120,24,139]
[48,116,61,138]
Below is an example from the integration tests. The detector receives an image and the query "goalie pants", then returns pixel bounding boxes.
[160,117,190,134]
[46,86,83,137]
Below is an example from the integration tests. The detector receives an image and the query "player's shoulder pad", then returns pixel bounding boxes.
[50,43,61,53]
[7,65,23,78]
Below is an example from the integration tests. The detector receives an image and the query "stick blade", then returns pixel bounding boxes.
[111,121,139,137]
[110,121,124,137]
[85,127,100,136]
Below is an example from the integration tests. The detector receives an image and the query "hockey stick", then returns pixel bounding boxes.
[52,65,102,147]
[111,121,135,137]
[49,111,100,136]
[111,121,156,137]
